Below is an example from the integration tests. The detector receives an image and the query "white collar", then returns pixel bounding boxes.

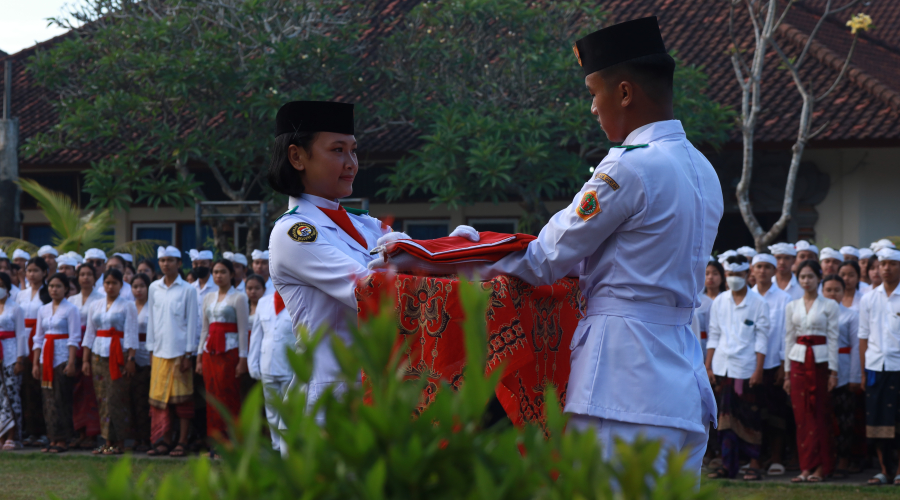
[300,193,340,210]
[623,120,684,146]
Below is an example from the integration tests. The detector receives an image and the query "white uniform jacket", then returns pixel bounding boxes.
[248,294,295,380]
[269,193,389,403]
[83,296,139,357]
[708,289,770,380]
[752,284,792,370]
[471,120,723,434]
[784,296,840,373]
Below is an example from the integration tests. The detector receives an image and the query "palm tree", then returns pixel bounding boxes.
[0,179,162,258]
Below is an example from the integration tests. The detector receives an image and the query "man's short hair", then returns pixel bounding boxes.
[598,53,675,104]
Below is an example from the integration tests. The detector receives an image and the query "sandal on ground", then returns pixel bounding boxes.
[147,443,171,456]
[21,435,35,447]
[742,468,764,481]
[767,463,786,476]
[707,467,728,479]
[868,473,888,486]
[791,474,808,483]
[169,443,189,457]
[807,475,824,483]
[893,475,900,485]
[35,436,50,448]
[2,439,16,451]
[102,446,123,456]
[48,445,68,454]
[92,445,108,455]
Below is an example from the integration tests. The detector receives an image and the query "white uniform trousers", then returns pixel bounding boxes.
[261,375,291,452]
[568,414,709,484]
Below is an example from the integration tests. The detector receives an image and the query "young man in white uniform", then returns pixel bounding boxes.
[770,242,804,301]
[467,17,723,478]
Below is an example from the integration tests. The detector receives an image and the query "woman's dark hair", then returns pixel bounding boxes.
[797,259,823,279]
[822,274,845,290]
[136,258,156,272]
[103,268,124,285]
[245,273,267,290]
[267,130,319,197]
[45,273,69,303]
[0,272,11,293]
[26,256,49,275]
[77,262,97,278]
[838,261,861,290]
[211,259,236,287]
[705,260,727,293]
[68,276,81,294]
[132,273,153,290]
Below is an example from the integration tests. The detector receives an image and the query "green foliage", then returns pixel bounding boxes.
[85,281,714,499]
[24,0,372,209]
[375,0,734,232]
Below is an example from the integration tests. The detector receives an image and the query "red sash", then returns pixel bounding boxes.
[25,319,36,351]
[96,328,125,380]
[41,333,69,388]
[797,335,827,410]
[274,292,285,315]
[0,331,15,361]
[700,331,708,340]
[316,206,368,250]
[207,322,237,355]
[838,347,852,354]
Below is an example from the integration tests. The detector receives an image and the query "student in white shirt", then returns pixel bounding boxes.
[838,261,866,310]
[195,259,249,457]
[820,274,861,478]
[105,254,135,301]
[130,273,154,453]
[749,253,792,476]
[242,274,267,401]
[783,260,839,483]
[819,247,844,277]
[17,256,49,448]
[0,272,26,449]
[31,273,81,453]
[858,247,900,486]
[706,255,770,480]
[223,252,249,292]
[145,246,200,458]
[858,248,875,287]
[249,291,294,451]
[769,243,804,300]
[251,250,275,296]
[794,240,819,272]
[68,262,104,450]
[82,269,138,455]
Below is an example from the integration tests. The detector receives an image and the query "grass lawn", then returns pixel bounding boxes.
[0,452,187,500]
[1,452,898,499]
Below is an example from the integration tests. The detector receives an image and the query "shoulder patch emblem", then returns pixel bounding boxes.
[288,222,317,243]
[576,190,601,222]
[594,172,620,191]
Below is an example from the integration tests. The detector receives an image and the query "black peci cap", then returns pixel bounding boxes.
[275,101,354,137]
[573,17,668,77]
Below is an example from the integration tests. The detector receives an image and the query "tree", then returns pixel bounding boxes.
[375,0,734,233]
[0,179,159,257]
[727,0,872,250]
[24,0,373,251]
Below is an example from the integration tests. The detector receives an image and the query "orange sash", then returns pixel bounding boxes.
[41,333,69,388]
[96,328,125,380]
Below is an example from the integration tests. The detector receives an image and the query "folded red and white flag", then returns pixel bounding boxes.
[385,232,536,264]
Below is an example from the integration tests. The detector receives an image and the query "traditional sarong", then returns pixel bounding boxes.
[91,356,132,442]
[40,334,68,389]
[201,349,240,442]
[41,363,73,442]
[206,322,236,356]
[832,385,857,459]
[1,364,22,441]
[0,364,16,439]
[20,358,45,437]
[150,401,194,444]
[149,356,194,409]
[716,376,762,478]
[789,357,835,475]
[865,370,900,439]
[129,364,151,444]
[72,345,101,437]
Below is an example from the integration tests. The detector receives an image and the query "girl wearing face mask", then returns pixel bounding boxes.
[81,269,138,455]
[0,272,27,450]
[705,255,771,481]
[195,259,249,457]
[784,260,839,483]
[31,273,81,453]
[16,257,50,448]
[820,275,862,478]
[68,263,104,449]
[129,273,154,452]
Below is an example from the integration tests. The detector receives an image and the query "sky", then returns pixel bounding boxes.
[0,0,73,55]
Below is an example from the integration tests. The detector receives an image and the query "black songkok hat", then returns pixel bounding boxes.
[275,101,354,137]
[573,17,667,76]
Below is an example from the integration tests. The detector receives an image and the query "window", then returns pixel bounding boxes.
[403,220,450,240]
[133,224,176,246]
[180,223,214,255]
[24,225,55,247]
[468,218,519,234]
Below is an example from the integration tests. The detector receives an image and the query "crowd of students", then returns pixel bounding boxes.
[0,245,296,458]
[698,239,900,486]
